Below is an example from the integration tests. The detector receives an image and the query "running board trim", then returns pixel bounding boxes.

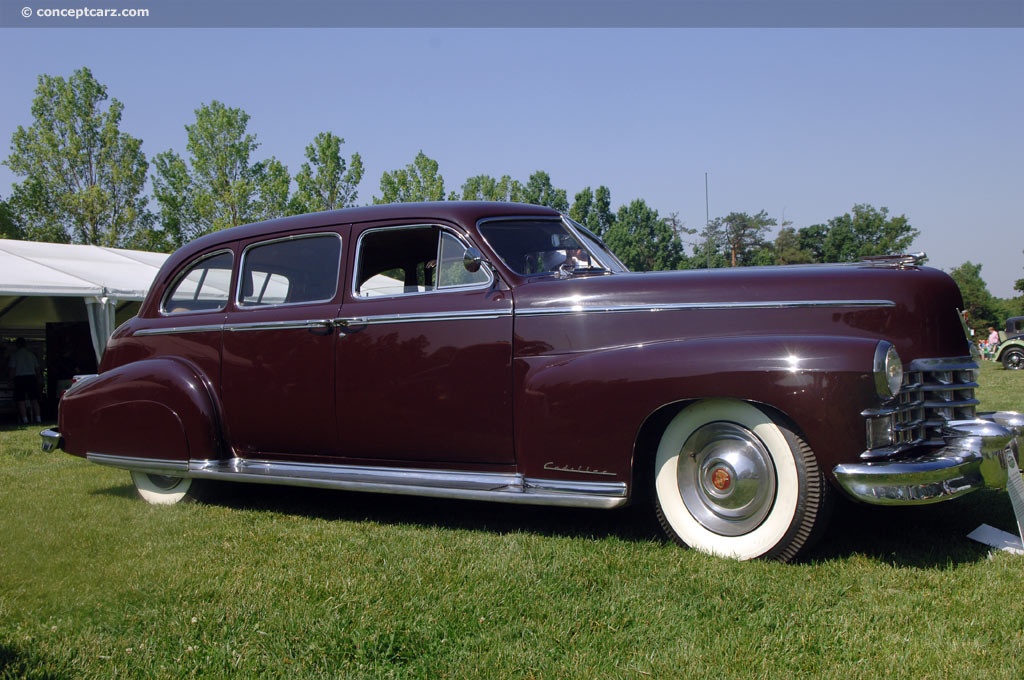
[86,454,629,509]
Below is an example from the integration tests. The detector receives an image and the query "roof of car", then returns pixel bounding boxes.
[183,201,563,253]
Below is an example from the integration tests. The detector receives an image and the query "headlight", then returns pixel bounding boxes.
[873,342,903,399]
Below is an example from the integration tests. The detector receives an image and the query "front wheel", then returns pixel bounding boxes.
[653,399,831,562]
[130,471,206,505]
[1002,347,1024,370]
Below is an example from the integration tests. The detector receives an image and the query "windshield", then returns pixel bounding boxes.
[478,217,626,277]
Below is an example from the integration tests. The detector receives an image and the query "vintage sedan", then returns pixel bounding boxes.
[42,202,1023,561]
[994,316,1024,370]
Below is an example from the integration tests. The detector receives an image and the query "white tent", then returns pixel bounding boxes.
[0,239,168,362]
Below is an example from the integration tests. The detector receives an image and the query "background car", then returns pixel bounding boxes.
[994,316,1024,370]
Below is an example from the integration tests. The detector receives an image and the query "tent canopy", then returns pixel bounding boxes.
[0,239,169,361]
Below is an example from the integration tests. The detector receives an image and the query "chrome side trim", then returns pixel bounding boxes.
[225,319,337,333]
[87,455,629,509]
[88,453,189,475]
[338,309,512,326]
[518,299,896,317]
[135,310,512,336]
[136,324,224,336]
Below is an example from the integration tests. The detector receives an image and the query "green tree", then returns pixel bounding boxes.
[4,67,150,246]
[687,218,729,269]
[252,157,292,221]
[460,174,521,202]
[774,226,814,264]
[806,204,919,262]
[950,261,1000,333]
[795,223,829,263]
[152,100,285,247]
[0,197,24,239]
[291,132,364,214]
[516,171,568,212]
[707,211,776,267]
[375,151,446,204]
[570,186,615,236]
[604,199,684,271]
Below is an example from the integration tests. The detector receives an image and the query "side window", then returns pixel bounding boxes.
[163,251,233,314]
[436,232,490,289]
[355,226,490,298]
[239,234,341,307]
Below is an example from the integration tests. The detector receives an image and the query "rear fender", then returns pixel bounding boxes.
[59,357,223,463]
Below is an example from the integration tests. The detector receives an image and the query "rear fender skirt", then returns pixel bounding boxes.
[59,357,223,461]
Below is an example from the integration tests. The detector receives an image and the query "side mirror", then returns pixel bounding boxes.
[464,247,484,273]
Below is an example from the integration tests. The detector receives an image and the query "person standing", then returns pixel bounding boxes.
[9,337,42,424]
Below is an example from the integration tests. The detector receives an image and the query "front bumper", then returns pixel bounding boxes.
[834,411,1023,505]
[41,427,62,452]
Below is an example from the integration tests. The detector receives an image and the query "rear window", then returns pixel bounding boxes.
[162,251,233,314]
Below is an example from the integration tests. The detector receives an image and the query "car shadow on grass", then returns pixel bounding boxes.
[94,479,1014,567]
[812,489,1017,567]
[217,480,666,544]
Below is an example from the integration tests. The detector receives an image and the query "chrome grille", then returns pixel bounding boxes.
[863,357,978,459]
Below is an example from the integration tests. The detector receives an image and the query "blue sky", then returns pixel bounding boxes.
[0,26,1021,296]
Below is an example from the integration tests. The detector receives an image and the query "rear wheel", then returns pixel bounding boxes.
[130,471,206,505]
[1002,347,1024,371]
[653,399,831,561]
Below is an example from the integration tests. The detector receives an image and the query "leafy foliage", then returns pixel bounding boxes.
[803,204,919,263]
[0,197,24,239]
[570,185,615,237]
[516,170,569,212]
[950,261,1000,332]
[460,174,521,202]
[152,101,288,248]
[704,211,777,267]
[604,199,684,271]
[4,67,151,247]
[291,131,364,213]
[374,150,446,204]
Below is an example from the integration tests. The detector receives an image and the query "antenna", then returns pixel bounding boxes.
[704,172,710,269]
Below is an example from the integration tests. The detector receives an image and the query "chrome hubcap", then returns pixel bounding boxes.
[677,422,777,536]
[147,474,184,490]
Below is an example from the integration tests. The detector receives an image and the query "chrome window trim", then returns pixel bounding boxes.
[159,249,234,316]
[236,232,343,309]
[435,231,493,292]
[352,223,493,300]
[476,214,618,277]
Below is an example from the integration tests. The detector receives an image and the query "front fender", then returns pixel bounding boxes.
[515,335,884,482]
[995,339,1024,360]
[59,357,224,463]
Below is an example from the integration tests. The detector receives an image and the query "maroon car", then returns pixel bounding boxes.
[42,202,1023,561]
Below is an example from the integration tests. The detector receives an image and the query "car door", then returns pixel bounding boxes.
[220,230,347,458]
[335,223,515,465]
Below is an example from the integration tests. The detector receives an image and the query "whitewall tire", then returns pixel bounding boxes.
[654,399,830,561]
[130,471,201,505]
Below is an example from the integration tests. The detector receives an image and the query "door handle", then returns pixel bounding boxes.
[306,320,335,336]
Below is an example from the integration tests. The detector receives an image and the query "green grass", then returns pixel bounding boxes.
[2,362,1023,678]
